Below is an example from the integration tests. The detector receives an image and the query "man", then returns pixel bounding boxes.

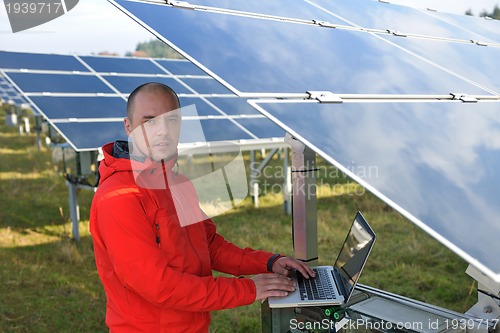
[90,82,314,332]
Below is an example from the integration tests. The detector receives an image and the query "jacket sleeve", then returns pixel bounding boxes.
[203,218,276,276]
[92,187,257,312]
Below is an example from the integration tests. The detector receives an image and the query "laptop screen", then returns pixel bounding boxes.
[334,211,376,302]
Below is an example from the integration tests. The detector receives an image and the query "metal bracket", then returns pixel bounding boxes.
[451,93,478,103]
[312,20,337,28]
[306,91,343,103]
[472,40,489,46]
[465,265,500,327]
[167,0,195,9]
[387,29,408,37]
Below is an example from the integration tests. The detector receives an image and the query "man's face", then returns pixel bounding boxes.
[124,89,181,161]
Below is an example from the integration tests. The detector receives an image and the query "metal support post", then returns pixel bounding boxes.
[35,115,42,151]
[66,180,80,241]
[285,134,318,263]
[250,148,281,208]
[465,265,500,330]
[283,147,292,215]
[6,104,17,127]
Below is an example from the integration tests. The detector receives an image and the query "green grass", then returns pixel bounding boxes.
[0,113,477,333]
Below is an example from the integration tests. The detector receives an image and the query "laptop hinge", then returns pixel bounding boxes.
[307,91,343,103]
[332,269,348,300]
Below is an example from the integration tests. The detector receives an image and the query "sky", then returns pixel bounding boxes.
[0,0,499,56]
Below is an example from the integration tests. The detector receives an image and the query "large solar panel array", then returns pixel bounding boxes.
[109,0,500,283]
[0,50,285,151]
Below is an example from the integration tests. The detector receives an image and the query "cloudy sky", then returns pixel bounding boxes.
[0,0,498,56]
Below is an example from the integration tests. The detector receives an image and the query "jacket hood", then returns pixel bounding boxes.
[98,141,178,189]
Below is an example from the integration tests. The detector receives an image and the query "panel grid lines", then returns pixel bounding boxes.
[0,50,286,151]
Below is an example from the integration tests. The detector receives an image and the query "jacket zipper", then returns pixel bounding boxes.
[154,223,161,248]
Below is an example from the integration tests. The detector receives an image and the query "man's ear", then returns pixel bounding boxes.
[124,117,132,136]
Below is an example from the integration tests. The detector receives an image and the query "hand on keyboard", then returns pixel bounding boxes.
[252,273,296,301]
[270,256,316,279]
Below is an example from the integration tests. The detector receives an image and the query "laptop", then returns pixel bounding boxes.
[268,211,376,308]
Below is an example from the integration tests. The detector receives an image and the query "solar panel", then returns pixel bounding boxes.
[0,50,285,152]
[250,100,500,282]
[0,50,89,72]
[204,97,260,115]
[0,74,29,107]
[109,0,500,283]
[423,10,500,45]
[305,0,500,44]
[180,77,232,94]
[179,97,225,116]
[49,116,258,151]
[232,117,286,138]
[6,72,115,94]
[51,121,127,150]
[79,55,163,74]
[109,0,495,96]
[180,118,253,142]
[382,35,500,95]
[102,75,192,94]
[27,96,126,119]
[155,59,207,76]
[171,0,352,24]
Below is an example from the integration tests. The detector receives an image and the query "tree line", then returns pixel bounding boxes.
[466,4,500,19]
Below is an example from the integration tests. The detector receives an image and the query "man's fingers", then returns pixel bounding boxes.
[295,264,316,279]
[274,257,316,279]
[262,289,290,298]
[252,273,297,301]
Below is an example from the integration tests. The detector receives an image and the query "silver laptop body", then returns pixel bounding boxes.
[268,211,376,308]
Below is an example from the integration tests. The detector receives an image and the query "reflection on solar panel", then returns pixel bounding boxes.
[0,50,285,152]
[109,0,500,282]
[109,0,498,97]
[251,99,500,282]
[424,10,500,45]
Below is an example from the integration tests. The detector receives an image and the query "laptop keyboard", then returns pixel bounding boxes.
[297,268,336,301]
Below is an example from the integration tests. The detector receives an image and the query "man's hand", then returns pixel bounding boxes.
[272,256,316,279]
[251,273,296,301]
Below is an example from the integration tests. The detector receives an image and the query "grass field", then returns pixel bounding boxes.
[0,113,477,332]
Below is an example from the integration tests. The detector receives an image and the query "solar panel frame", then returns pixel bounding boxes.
[108,0,497,97]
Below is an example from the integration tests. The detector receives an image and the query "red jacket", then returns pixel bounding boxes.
[90,142,275,332]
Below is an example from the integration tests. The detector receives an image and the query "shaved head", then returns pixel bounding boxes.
[126,82,181,120]
[124,82,182,161]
